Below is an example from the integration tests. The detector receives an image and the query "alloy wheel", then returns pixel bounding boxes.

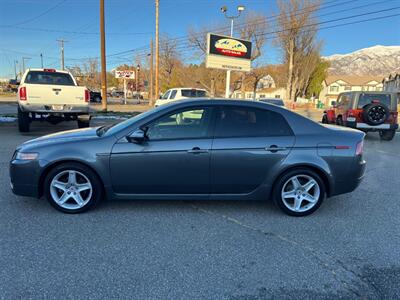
[50,170,93,210]
[281,175,320,213]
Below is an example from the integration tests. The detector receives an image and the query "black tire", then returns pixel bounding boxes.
[77,119,90,128]
[273,168,326,217]
[379,129,396,141]
[44,162,102,213]
[336,116,343,126]
[322,114,328,124]
[362,103,390,126]
[18,106,30,132]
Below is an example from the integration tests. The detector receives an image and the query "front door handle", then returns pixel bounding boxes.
[187,147,209,154]
[265,145,287,153]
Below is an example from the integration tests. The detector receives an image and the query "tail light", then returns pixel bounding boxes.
[19,87,27,101]
[84,90,90,102]
[355,140,363,156]
[43,68,56,72]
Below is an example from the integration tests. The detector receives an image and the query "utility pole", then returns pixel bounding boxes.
[14,60,18,80]
[22,57,31,74]
[56,39,67,70]
[220,5,245,98]
[100,0,108,112]
[155,0,159,100]
[40,53,44,68]
[149,39,154,105]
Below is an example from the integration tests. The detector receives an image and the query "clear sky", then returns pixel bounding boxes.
[0,0,399,78]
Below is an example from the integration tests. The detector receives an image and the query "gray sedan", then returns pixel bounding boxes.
[10,99,366,216]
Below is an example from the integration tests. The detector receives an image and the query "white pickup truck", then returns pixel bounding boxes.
[17,68,91,132]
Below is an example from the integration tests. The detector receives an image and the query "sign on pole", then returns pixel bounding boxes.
[206,33,252,72]
[115,70,135,79]
[115,70,135,104]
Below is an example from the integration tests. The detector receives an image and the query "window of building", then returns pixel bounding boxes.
[344,86,352,91]
[330,86,339,93]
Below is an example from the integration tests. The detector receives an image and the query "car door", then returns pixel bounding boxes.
[210,105,295,194]
[110,106,214,195]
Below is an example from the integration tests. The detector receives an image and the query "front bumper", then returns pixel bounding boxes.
[19,103,89,114]
[9,158,44,198]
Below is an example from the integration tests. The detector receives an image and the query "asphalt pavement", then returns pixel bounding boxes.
[0,121,399,299]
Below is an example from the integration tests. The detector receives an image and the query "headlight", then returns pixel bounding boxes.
[15,152,39,160]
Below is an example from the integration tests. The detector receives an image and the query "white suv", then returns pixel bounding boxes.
[155,88,207,107]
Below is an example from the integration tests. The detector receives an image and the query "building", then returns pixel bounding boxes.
[383,73,400,95]
[232,74,286,100]
[232,87,286,100]
[319,75,384,105]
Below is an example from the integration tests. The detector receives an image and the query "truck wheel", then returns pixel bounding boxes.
[18,106,30,132]
[77,120,90,128]
[379,130,396,141]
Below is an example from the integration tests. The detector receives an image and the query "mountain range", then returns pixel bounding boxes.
[323,45,400,76]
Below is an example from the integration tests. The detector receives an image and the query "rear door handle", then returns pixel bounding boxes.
[187,147,209,154]
[265,145,287,153]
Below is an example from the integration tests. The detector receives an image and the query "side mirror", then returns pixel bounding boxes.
[127,129,146,143]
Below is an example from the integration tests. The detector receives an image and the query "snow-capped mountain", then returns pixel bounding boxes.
[323,45,400,76]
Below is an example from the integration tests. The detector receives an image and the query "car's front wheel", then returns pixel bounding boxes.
[44,163,102,213]
[273,168,326,216]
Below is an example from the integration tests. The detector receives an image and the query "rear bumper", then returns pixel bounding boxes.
[19,103,89,114]
[346,120,398,131]
[331,157,366,196]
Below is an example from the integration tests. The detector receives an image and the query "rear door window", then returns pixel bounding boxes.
[357,93,392,108]
[25,71,75,86]
[214,106,293,138]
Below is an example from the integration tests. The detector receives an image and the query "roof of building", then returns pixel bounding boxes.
[325,75,384,86]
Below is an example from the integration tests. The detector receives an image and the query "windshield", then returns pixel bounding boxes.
[25,71,75,86]
[357,93,392,108]
[100,106,164,136]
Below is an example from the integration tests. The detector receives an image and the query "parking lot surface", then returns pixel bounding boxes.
[1,121,399,299]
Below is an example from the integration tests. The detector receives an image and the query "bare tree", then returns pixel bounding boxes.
[275,0,321,102]
[159,35,182,90]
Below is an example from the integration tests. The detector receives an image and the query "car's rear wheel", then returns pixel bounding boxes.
[336,116,343,126]
[321,114,328,124]
[77,119,90,128]
[273,168,325,216]
[379,129,396,141]
[18,106,30,132]
[44,163,102,213]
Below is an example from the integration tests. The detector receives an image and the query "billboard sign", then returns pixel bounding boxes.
[115,70,135,79]
[206,33,252,72]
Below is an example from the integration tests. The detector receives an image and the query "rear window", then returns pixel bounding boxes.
[214,106,293,138]
[25,71,75,86]
[181,89,207,98]
[357,93,392,108]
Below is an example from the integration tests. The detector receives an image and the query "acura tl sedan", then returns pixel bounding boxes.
[10,99,366,216]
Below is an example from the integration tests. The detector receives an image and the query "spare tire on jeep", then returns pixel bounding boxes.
[362,103,389,126]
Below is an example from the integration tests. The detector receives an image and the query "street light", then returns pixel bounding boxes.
[220,5,245,98]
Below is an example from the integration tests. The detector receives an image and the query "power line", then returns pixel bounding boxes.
[6,0,69,27]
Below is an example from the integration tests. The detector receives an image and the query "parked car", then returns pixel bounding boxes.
[322,91,398,141]
[258,98,285,107]
[7,79,20,93]
[17,68,90,132]
[89,90,102,103]
[10,99,366,216]
[155,88,207,107]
